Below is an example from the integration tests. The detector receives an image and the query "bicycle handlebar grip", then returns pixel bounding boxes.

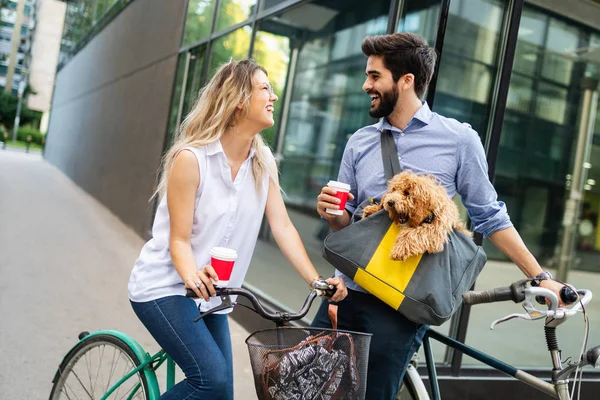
[462,286,518,305]
[462,290,494,305]
[561,285,578,304]
[185,287,226,298]
[321,285,336,299]
[535,285,579,305]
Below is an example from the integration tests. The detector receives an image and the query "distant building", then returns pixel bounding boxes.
[26,0,66,133]
[0,0,37,95]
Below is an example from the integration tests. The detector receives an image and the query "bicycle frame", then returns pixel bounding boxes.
[422,329,566,399]
[53,330,177,400]
[100,349,176,400]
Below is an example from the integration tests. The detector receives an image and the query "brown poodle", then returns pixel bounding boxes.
[362,171,471,261]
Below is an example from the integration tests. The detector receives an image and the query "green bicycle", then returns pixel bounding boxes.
[49,281,372,399]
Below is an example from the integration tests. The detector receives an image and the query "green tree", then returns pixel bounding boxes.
[0,91,42,131]
[183,0,217,46]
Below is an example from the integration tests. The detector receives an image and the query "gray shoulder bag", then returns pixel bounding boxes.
[323,130,487,326]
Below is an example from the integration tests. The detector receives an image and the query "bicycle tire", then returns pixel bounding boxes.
[396,364,431,400]
[49,333,150,400]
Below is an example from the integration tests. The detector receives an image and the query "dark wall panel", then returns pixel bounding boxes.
[45,0,187,237]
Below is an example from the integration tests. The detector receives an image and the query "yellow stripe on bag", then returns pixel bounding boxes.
[354,223,422,309]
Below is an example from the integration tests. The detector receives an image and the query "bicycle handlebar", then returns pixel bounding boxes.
[184,280,335,324]
[462,280,592,311]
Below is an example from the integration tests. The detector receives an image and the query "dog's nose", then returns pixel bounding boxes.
[387,200,395,207]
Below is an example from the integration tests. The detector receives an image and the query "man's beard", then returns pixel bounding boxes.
[369,86,399,118]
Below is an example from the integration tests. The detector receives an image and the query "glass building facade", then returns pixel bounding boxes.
[57,0,600,383]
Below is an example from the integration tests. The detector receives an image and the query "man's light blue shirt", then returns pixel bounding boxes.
[335,102,512,292]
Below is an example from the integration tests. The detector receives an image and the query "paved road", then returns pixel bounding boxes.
[0,151,256,399]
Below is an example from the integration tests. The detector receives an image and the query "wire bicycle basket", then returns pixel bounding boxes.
[246,327,372,400]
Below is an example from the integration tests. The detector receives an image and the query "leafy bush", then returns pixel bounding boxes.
[17,127,44,145]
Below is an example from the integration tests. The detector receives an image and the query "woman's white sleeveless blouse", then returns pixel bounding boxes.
[128,141,271,313]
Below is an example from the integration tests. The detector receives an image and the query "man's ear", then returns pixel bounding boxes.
[398,73,415,92]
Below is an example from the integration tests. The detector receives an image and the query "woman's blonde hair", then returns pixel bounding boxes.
[154,59,278,199]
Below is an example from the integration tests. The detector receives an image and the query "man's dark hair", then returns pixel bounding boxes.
[361,33,437,99]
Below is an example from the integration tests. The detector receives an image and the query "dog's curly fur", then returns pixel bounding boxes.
[362,171,471,261]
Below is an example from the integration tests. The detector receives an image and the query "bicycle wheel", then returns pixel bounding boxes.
[396,364,430,400]
[49,333,150,400]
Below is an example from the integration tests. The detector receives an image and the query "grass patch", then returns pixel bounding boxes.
[2,141,43,151]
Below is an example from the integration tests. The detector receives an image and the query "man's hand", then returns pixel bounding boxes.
[317,186,354,221]
[326,277,348,303]
[539,279,570,308]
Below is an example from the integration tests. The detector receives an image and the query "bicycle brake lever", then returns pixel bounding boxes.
[193,294,234,322]
[490,312,540,329]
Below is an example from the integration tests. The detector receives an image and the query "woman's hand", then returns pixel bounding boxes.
[184,265,219,301]
[326,277,348,302]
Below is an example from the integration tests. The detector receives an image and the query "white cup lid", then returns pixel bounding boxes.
[210,247,238,260]
[327,180,350,191]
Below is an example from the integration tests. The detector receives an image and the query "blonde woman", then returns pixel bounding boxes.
[127,59,347,399]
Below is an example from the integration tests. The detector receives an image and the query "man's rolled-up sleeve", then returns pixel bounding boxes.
[457,125,513,238]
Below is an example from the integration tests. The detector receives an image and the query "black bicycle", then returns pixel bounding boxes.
[397,280,598,400]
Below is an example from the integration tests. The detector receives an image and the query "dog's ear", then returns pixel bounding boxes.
[388,174,404,191]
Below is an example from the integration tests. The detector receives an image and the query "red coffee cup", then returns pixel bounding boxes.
[209,247,237,286]
[326,180,351,215]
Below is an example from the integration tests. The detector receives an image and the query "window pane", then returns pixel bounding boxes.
[505,73,534,113]
[535,81,568,124]
[215,0,257,33]
[166,53,188,146]
[251,29,291,145]
[512,8,546,76]
[542,18,580,85]
[208,25,252,76]
[442,0,503,65]
[182,0,217,46]
[396,0,440,44]
[182,46,207,117]
[430,0,505,140]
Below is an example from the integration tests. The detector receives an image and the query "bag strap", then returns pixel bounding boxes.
[352,129,402,221]
[381,129,401,180]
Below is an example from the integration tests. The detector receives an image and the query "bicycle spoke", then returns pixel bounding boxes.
[59,379,78,400]
[91,344,106,395]
[67,369,94,399]
[83,346,94,394]
[116,380,143,400]
[104,345,121,394]
[112,351,133,400]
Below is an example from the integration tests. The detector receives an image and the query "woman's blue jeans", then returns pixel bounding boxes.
[131,296,233,400]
